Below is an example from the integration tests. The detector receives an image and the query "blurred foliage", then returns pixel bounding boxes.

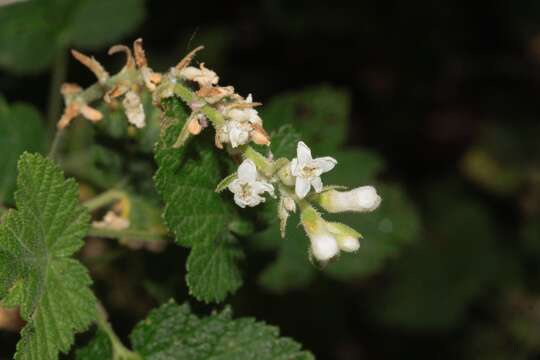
[0,96,45,205]
[1,0,540,358]
[0,0,145,73]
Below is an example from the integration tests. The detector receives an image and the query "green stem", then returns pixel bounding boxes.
[88,226,165,242]
[83,189,127,212]
[173,83,225,127]
[47,50,68,130]
[96,302,141,360]
[243,146,273,176]
[47,129,65,160]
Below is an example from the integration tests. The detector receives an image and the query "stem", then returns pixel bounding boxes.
[88,226,165,242]
[47,129,65,160]
[83,189,127,212]
[243,146,273,176]
[174,83,225,127]
[96,302,141,360]
[47,50,68,129]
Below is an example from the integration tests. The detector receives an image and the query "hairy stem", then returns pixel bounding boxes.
[83,189,127,212]
[96,302,141,360]
[173,83,225,127]
[47,129,65,160]
[47,50,68,130]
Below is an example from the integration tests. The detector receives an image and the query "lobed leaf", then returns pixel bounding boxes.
[154,98,243,303]
[0,153,96,359]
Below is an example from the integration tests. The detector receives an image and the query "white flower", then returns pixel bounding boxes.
[290,141,337,198]
[122,91,145,128]
[319,186,382,213]
[218,119,251,148]
[228,159,274,208]
[218,95,265,148]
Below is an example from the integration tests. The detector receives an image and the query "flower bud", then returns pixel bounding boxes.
[311,233,339,261]
[301,207,339,261]
[336,236,360,252]
[325,222,361,252]
[319,186,381,213]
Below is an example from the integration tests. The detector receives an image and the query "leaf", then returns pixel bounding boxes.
[257,217,315,293]
[0,98,46,205]
[0,0,145,73]
[69,0,145,50]
[270,124,302,159]
[261,85,349,153]
[154,98,243,302]
[369,184,509,330]
[76,330,113,360]
[154,100,233,248]
[130,300,314,360]
[186,233,244,303]
[0,153,96,359]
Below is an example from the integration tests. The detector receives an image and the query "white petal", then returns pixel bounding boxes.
[338,236,360,252]
[233,194,247,208]
[297,141,312,164]
[311,177,323,193]
[314,156,337,173]
[228,179,243,193]
[295,177,311,199]
[246,94,253,103]
[237,159,258,182]
[311,233,339,261]
[252,181,274,196]
[290,158,300,176]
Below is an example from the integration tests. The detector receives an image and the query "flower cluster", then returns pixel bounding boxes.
[58,39,382,263]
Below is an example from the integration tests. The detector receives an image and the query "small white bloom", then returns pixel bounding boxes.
[311,232,339,261]
[290,141,337,199]
[228,159,274,208]
[320,186,381,213]
[123,91,145,128]
[218,119,251,148]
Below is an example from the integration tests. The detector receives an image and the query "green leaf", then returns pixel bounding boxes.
[0,0,145,73]
[186,233,244,303]
[130,300,314,360]
[270,124,302,159]
[154,98,243,302]
[257,217,315,293]
[369,184,508,330]
[0,153,96,359]
[0,98,46,205]
[261,85,349,153]
[69,0,145,49]
[154,101,233,248]
[76,330,113,360]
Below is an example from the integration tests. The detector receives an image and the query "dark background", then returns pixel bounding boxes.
[1,1,540,359]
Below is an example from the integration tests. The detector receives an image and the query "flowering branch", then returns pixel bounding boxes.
[58,39,382,263]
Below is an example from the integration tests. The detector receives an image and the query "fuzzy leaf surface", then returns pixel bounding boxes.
[0,153,95,360]
[130,300,314,360]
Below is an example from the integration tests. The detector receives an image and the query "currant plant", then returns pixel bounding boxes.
[0,39,393,359]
